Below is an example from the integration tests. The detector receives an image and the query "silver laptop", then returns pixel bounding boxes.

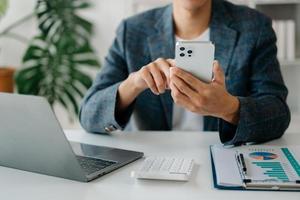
[0,93,143,182]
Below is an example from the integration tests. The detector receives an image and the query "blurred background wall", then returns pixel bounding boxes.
[0,0,299,133]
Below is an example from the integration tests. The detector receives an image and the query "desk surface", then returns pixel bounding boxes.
[1,130,299,200]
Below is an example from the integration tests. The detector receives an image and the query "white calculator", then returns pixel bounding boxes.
[134,157,194,181]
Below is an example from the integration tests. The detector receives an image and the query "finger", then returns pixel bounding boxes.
[170,82,198,113]
[170,67,207,92]
[148,63,167,93]
[212,60,225,85]
[171,75,199,100]
[140,67,159,95]
[166,59,176,67]
[155,58,172,88]
[171,76,210,115]
[170,82,191,105]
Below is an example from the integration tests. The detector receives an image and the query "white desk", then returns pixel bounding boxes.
[1,130,299,200]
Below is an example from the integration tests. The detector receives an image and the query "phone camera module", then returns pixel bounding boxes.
[180,47,185,51]
[180,53,185,57]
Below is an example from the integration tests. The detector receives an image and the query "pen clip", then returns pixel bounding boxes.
[239,153,247,174]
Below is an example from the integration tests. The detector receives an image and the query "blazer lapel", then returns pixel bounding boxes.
[210,0,238,75]
[147,5,174,130]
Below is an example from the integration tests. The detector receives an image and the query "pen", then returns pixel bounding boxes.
[239,153,247,175]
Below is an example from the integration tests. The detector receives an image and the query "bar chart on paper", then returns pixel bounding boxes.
[252,161,289,181]
[241,147,300,183]
[281,148,300,176]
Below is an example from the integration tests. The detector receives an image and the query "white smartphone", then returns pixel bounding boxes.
[175,41,215,83]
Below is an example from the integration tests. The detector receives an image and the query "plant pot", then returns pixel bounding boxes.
[0,67,15,93]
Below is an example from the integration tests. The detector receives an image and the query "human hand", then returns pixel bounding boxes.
[169,61,240,124]
[131,58,174,95]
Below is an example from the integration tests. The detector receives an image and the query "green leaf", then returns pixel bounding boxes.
[74,59,100,67]
[73,69,93,88]
[16,0,100,120]
[73,1,90,9]
[15,66,44,95]
[36,0,93,46]
[65,88,79,115]
[17,36,99,119]
[0,0,8,17]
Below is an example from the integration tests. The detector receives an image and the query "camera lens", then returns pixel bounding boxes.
[180,53,185,57]
[180,47,185,51]
[187,50,193,54]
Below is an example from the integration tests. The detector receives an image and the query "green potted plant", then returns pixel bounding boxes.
[0,0,15,93]
[1,0,100,119]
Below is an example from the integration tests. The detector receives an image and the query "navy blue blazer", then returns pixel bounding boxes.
[79,0,290,145]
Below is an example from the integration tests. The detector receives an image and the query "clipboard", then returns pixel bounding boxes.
[210,151,244,190]
[210,145,300,191]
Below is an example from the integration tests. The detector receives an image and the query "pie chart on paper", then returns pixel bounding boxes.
[249,152,278,160]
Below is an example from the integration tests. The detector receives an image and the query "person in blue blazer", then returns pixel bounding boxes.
[79,0,290,145]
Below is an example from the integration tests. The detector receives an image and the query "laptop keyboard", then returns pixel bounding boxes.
[76,155,117,175]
